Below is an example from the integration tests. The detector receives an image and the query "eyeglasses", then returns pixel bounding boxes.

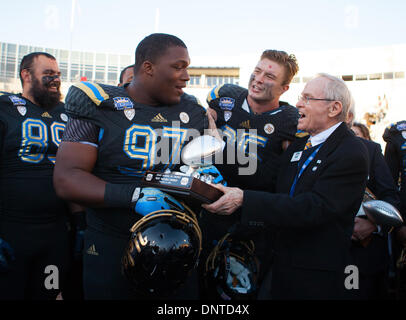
[298,94,335,105]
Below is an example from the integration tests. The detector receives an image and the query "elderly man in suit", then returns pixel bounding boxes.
[203,73,369,300]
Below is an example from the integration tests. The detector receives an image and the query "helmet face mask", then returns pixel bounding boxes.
[205,233,260,300]
[122,188,202,297]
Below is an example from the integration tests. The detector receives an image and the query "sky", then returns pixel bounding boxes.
[0,0,405,64]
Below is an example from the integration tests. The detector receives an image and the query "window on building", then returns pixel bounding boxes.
[395,72,405,79]
[355,74,367,81]
[188,76,201,86]
[342,75,353,81]
[383,72,394,79]
[369,73,382,80]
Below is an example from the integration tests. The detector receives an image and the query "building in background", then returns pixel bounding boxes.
[0,41,133,96]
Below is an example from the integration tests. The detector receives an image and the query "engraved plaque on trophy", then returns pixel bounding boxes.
[142,171,223,204]
[142,135,226,204]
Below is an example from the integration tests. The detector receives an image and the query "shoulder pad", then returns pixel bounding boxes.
[65,82,105,118]
[383,120,406,141]
[295,130,309,138]
[207,84,247,104]
[72,82,109,106]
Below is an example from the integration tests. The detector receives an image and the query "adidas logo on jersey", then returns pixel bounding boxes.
[86,244,99,256]
[151,113,168,122]
[240,120,251,129]
[41,112,52,118]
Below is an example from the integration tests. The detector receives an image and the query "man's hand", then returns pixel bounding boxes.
[351,217,377,241]
[207,107,217,122]
[206,107,222,141]
[0,238,15,272]
[202,184,243,215]
[195,165,227,185]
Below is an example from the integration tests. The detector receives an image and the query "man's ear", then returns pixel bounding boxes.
[142,61,154,77]
[20,69,32,85]
[281,84,289,95]
[328,101,343,118]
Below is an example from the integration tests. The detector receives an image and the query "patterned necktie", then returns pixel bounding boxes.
[304,139,312,150]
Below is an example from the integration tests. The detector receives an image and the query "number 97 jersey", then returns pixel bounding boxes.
[64,82,208,183]
[0,94,69,221]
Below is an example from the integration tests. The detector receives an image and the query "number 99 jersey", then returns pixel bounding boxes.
[0,94,69,222]
[63,82,208,233]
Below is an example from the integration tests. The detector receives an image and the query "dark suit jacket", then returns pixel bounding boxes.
[241,122,369,299]
[351,138,401,275]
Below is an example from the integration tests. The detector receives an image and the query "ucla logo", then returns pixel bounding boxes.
[9,95,26,106]
[113,97,133,110]
[219,97,235,110]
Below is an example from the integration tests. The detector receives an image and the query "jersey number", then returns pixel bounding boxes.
[222,124,267,160]
[18,118,65,164]
[123,125,188,172]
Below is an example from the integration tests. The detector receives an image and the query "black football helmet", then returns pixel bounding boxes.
[122,188,202,297]
[204,233,260,300]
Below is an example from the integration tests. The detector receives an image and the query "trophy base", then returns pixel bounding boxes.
[142,171,223,204]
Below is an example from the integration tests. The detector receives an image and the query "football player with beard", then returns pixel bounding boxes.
[0,52,77,299]
[200,50,300,299]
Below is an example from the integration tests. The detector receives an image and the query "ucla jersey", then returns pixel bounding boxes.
[0,94,69,222]
[207,84,299,189]
[64,82,208,233]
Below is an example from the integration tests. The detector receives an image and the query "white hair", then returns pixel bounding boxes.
[314,73,353,122]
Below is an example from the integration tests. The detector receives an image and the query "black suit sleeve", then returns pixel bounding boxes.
[241,143,368,229]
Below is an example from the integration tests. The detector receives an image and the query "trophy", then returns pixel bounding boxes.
[142,135,226,204]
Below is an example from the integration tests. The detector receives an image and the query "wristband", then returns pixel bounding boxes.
[104,183,142,208]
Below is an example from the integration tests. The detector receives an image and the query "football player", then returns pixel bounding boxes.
[207,49,300,190]
[118,64,135,87]
[201,50,300,299]
[0,52,72,299]
[53,33,210,300]
[383,120,406,219]
[383,120,406,298]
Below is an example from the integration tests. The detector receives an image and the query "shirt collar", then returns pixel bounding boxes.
[309,122,342,147]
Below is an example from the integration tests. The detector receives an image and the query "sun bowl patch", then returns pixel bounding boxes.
[9,95,26,106]
[219,97,235,110]
[113,97,133,110]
